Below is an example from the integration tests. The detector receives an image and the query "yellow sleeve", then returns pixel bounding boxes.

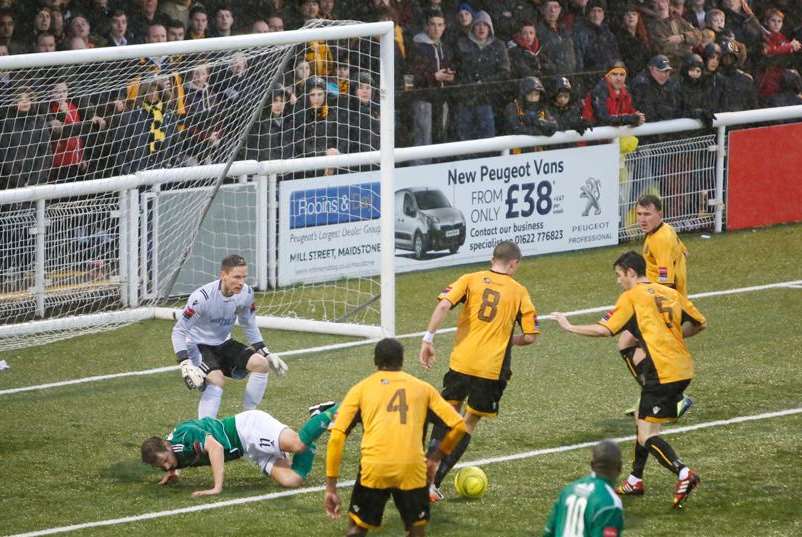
[438,274,470,307]
[330,383,361,435]
[325,429,347,479]
[679,294,706,326]
[519,290,540,335]
[326,383,362,479]
[428,385,466,455]
[598,292,635,335]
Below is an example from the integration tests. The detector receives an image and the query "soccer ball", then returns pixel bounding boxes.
[454,466,488,498]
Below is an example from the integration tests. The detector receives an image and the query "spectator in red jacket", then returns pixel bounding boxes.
[757,8,801,100]
[582,61,645,127]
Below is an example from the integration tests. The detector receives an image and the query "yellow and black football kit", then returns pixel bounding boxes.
[438,270,538,416]
[326,370,464,529]
[599,282,705,422]
[643,222,688,297]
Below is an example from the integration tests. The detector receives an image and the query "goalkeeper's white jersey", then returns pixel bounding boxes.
[171,280,263,354]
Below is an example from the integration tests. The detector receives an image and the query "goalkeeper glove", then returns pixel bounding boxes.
[179,359,206,390]
[255,346,288,376]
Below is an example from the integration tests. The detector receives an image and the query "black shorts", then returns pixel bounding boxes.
[197,339,254,379]
[348,474,429,530]
[441,369,507,417]
[638,379,691,423]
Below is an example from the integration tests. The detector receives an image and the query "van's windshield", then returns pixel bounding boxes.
[414,190,451,210]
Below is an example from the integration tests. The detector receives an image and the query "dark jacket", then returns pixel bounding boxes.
[719,66,759,112]
[504,99,558,136]
[573,19,620,74]
[0,110,52,188]
[455,14,511,105]
[616,29,652,77]
[410,32,456,94]
[507,39,544,80]
[244,110,294,162]
[537,21,581,76]
[630,70,680,122]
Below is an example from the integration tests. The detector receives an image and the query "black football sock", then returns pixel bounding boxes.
[631,440,650,479]
[645,436,685,476]
[434,433,471,487]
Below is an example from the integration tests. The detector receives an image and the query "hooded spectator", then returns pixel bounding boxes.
[700,41,726,110]
[631,54,680,123]
[504,76,558,136]
[677,53,716,126]
[345,71,380,153]
[718,38,758,112]
[574,0,620,74]
[507,20,543,79]
[547,76,591,134]
[454,9,511,140]
[291,76,343,159]
[582,60,645,126]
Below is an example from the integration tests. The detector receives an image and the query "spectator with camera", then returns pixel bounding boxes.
[410,8,455,152]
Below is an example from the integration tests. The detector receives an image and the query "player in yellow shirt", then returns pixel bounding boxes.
[620,195,692,416]
[552,251,707,509]
[325,338,466,536]
[418,241,538,501]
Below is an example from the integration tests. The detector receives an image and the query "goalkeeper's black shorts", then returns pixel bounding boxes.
[197,339,254,379]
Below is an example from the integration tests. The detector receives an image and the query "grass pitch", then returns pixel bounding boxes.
[1,224,801,537]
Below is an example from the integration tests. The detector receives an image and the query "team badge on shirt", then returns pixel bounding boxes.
[183,307,196,319]
[604,528,619,537]
[658,267,668,282]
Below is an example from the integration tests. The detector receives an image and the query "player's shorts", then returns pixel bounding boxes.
[638,379,691,423]
[196,339,254,379]
[348,473,429,531]
[235,409,289,475]
[441,368,507,417]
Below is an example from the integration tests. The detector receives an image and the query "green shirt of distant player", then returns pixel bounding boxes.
[543,473,624,537]
[167,416,244,468]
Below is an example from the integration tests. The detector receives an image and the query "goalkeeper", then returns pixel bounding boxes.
[141,402,338,496]
[171,254,288,419]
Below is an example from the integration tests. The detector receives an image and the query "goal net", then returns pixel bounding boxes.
[0,21,394,352]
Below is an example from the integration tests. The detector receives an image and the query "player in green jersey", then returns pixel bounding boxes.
[543,440,624,537]
[141,403,337,496]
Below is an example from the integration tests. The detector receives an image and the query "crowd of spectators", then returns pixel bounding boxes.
[2,0,802,189]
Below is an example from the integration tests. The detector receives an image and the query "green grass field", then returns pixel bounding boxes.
[2,224,801,537]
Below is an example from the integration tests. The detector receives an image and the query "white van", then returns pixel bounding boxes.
[395,188,466,259]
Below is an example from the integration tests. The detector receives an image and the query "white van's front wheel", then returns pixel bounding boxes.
[413,232,426,260]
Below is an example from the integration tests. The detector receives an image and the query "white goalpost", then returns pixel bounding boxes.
[0,21,396,351]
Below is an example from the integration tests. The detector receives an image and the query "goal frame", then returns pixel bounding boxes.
[0,22,396,343]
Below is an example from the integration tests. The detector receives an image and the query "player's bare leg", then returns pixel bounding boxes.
[198,369,225,418]
[243,353,269,410]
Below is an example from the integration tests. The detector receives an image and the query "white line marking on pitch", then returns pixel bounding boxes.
[6,406,801,537]
[1,279,800,397]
